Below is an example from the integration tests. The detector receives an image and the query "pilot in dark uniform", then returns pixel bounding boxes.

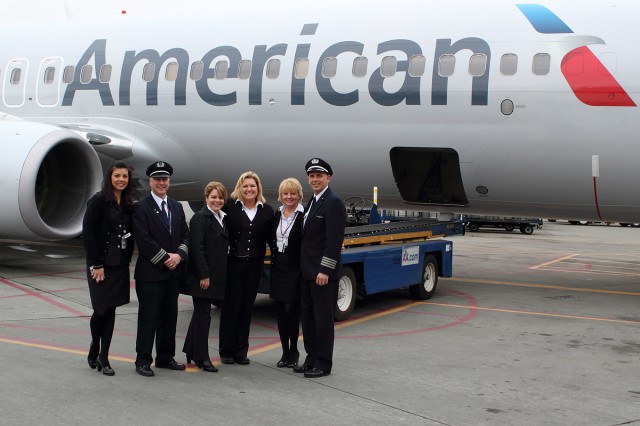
[294,158,346,378]
[132,161,190,377]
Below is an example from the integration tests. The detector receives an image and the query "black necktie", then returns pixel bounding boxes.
[161,201,170,227]
[304,197,316,226]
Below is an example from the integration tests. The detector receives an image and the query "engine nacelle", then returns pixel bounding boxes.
[0,120,102,240]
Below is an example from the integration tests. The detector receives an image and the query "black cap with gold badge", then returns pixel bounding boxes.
[305,158,333,176]
[146,161,173,178]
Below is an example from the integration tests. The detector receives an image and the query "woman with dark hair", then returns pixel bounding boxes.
[83,161,136,376]
[182,181,228,373]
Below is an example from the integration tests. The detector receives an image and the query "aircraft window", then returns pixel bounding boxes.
[99,65,112,83]
[190,61,204,80]
[44,67,56,84]
[562,52,583,76]
[322,57,337,78]
[80,65,93,84]
[438,54,455,77]
[238,60,251,79]
[10,68,21,85]
[63,66,74,83]
[266,59,281,79]
[215,60,229,80]
[408,55,426,77]
[532,53,550,75]
[143,63,156,82]
[294,58,309,79]
[469,54,487,76]
[165,62,178,81]
[352,56,368,77]
[380,56,397,77]
[500,54,518,75]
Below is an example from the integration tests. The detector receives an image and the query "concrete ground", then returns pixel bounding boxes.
[1,221,639,425]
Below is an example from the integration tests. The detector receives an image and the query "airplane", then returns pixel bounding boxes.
[1,0,639,241]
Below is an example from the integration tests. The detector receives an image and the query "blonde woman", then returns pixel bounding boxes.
[270,178,304,368]
[219,171,274,365]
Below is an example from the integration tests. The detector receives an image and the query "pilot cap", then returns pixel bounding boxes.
[305,158,333,176]
[146,161,173,178]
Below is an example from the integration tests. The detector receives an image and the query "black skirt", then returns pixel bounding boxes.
[269,251,300,304]
[87,265,131,311]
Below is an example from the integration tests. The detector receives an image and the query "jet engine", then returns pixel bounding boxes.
[0,120,102,240]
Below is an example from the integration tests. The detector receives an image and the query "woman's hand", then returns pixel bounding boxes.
[200,278,210,290]
[91,267,105,283]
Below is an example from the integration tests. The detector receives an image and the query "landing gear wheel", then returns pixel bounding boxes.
[335,266,356,321]
[409,255,438,300]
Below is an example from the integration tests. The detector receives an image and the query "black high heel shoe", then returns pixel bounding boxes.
[96,357,115,376]
[276,354,288,368]
[287,351,300,368]
[186,354,193,364]
[195,360,218,373]
[87,341,99,369]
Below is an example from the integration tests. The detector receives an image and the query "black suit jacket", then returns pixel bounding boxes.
[132,194,190,282]
[224,199,274,259]
[186,207,228,300]
[270,209,303,269]
[300,187,346,281]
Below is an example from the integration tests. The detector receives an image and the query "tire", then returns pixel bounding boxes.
[335,266,356,321]
[468,223,479,232]
[520,225,534,235]
[409,255,438,300]
[504,224,514,232]
[620,223,630,227]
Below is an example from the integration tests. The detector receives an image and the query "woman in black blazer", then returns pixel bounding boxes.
[219,171,274,365]
[182,182,228,373]
[270,178,304,368]
[82,161,136,376]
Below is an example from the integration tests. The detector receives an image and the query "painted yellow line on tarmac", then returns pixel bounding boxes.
[0,337,205,371]
[421,302,640,325]
[246,302,423,358]
[530,253,579,269]
[444,277,640,296]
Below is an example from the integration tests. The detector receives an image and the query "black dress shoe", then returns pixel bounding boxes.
[155,358,186,370]
[287,351,300,368]
[136,365,155,377]
[304,367,331,378]
[195,360,218,373]
[220,356,235,364]
[293,362,311,373]
[276,355,288,368]
[87,341,99,369]
[234,357,250,365]
[96,357,115,376]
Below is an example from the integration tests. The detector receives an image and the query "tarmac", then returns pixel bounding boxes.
[1,221,640,426]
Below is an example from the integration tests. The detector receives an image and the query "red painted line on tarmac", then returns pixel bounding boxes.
[336,292,479,339]
[0,277,87,317]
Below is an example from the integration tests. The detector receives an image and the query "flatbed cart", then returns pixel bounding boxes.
[463,215,543,235]
[262,219,462,321]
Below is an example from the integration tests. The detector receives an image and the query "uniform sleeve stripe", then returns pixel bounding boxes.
[179,244,188,254]
[151,249,168,264]
[321,257,337,269]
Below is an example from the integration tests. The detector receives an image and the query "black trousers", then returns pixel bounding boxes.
[135,277,180,367]
[300,277,338,371]
[219,257,263,359]
[183,296,215,362]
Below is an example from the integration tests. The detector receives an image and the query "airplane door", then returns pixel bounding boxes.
[3,59,28,107]
[390,147,468,206]
[37,57,63,106]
